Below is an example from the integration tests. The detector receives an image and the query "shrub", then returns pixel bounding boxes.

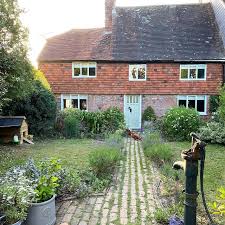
[210,187,225,216]
[34,158,62,202]
[209,95,220,114]
[198,122,225,145]
[105,129,124,150]
[64,112,81,138]
[162,107,201,141]
[144,143,174,165]
[56,107,125,138]
[0,168,35,224]
[218,86,225,121]
[2,81,57,136]
[102,107,125,132]
[142,106,156,121]
[89,148,122,178]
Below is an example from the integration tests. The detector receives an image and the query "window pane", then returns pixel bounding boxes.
[71,99,78,108]
[181,69,188,79]
[179,100,186,107]
[138,66,146,79]
[74,67,80,76]
[82,67,88,76]
[197,69,205,79]
[197,100,205,112]
[89,67,96,76]
[130,66,137,79]
[63,99,70,108]
[190,69,197,79]
[80,99,87,110]
[188,100,195,108]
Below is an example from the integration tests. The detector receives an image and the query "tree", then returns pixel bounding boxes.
[0,0,34,111]
[3,81,57,136]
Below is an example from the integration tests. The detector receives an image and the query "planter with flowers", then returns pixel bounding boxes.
[0,168,35,225]
[25,158,62,225]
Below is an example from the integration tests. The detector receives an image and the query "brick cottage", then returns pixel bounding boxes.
[38,0,225,129]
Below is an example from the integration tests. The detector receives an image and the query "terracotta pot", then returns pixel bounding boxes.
[25,195,56,225]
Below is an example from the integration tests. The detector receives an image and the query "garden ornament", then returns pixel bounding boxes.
[173,133,215,225]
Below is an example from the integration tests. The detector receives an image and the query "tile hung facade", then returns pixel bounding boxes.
[39,0,225,129]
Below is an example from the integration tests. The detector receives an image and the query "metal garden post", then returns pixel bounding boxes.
[173,133,206,225]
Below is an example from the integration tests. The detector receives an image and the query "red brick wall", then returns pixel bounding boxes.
[39,62,223,95]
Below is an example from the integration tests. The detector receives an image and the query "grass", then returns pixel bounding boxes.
[143,131,225,224]
[169,141,225,199]
[0,138,107,175]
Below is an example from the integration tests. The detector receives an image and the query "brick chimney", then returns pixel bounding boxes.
[105,0,116,32]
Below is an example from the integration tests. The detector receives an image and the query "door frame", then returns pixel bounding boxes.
[123,95,142,129]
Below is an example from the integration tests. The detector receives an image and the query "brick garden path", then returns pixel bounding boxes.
[56,138,158,225]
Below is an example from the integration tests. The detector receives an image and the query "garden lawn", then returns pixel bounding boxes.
[0,138,106,175]
[169,141,225,200]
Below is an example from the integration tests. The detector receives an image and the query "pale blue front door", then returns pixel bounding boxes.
[124,95,142,129]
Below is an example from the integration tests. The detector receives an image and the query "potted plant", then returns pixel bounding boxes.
[25,158,62,225]
[0,168,35,225]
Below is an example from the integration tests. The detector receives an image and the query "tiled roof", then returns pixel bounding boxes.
[38,3,225,62]
[38,28,111,61]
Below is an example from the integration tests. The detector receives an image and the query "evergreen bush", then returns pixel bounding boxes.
[162,107,201,141]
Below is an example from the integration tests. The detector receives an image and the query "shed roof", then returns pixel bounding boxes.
[38,3,225,62]
[0,116,26,128]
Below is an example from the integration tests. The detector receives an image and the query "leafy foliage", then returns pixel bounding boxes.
[34,158,62,202]
[3,81,57,136]
[162,107,201,141]
[142,106,156,121]
[199,122,225,145]
[0,0,34,111]
[89,148,122,178]
[0,168,35,224]
[33,68,51,90]
[56,107,125,138]
[209,95,220,114]
[210,187,225,216]
[218,86,225,121]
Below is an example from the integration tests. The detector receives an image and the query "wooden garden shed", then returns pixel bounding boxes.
[0,116,28,144]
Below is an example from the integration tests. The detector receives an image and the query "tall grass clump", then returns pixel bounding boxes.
[143,132,173,165]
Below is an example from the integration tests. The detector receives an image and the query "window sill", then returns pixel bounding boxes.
[129,79,147,81]
[180,78,206,81]
[72,76,96,78]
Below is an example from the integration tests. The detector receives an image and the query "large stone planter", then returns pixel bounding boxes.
[25,195,56,225]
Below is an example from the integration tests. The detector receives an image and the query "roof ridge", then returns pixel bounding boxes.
[115,2,210,9]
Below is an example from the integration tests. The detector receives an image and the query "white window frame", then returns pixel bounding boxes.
[72,62,97,78]
[129,64,147,81]
[177,95,207,115]
[180,64,207,81]
[61,94,88,111]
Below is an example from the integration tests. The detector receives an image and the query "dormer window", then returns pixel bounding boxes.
[129,64,146,81]
[72,62,97,78]
[180,64,206,80]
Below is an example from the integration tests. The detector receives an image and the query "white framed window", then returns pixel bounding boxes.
[72,62,97,78]
[177,95,207,115]
[61,94,88,111]
[180,64,207,80]
[129,64,147,81]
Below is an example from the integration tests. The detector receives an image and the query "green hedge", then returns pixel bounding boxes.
[56,107,125,138]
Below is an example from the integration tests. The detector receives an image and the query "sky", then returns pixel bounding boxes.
[18,0,209,66]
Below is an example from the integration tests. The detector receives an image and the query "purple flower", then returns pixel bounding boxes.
[169,216,184,225]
